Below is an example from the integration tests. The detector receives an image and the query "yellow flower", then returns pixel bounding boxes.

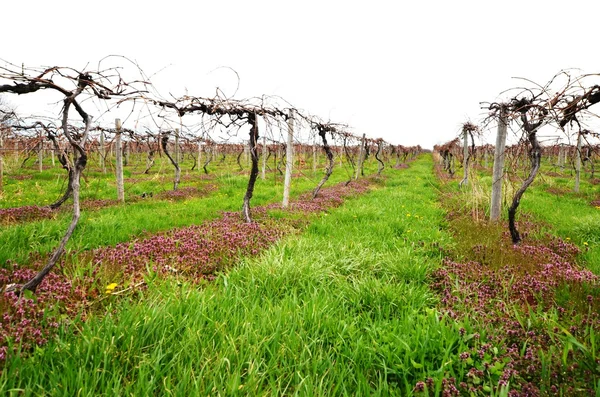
[406,213,411,217]
[105,283,118,294]
[583,242,589,246]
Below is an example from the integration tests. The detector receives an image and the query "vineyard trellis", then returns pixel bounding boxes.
[434,70,600,244]
[0,59,418,294]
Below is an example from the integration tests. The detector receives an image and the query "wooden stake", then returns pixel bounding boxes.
[261,136,267,180]
[355,133,366,180]
[574,132,582,192]
[490,106,508,221]
[459,128,469,186]
[282,110,294,208]
[174,128,181,188]
[115,119,125,202]
[198,141,203,172]
[312,141,317,174]
[100,130,106,173]
[38,133,43,173]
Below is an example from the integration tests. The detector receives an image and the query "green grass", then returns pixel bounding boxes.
[0,152,361,208]
[436,156,600,394]
[0,156,477,396]
[1,155,182,208]
[522,186,600,275]
[11,154,596,395]
[0,153,370,266]
[447,156,600,274]
[483,155,599,274]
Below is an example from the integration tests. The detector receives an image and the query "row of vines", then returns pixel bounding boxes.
[0,58,420,294]
[434,71,600,243]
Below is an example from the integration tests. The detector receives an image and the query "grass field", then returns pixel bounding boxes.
[0,152,366,265]
[1,153,599,395]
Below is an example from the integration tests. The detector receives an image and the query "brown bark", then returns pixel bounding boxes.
[343,135,356,171]
[160,132,180,190]
[312,126,335,199]
[22,92,91,292]
[144,150,155,174]
[508,109,543,244]
[46,131,73,210]
[375,140,385,176]
[242,113,259,223]
[236,145,244,171]
[203,146,212,174]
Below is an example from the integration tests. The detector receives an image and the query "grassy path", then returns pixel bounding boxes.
[1,156,465,396]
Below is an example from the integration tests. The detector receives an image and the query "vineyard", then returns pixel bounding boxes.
[0,60,599,396]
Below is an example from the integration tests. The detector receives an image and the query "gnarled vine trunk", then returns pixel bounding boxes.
[203,146,212,174]
[508,110,542,244]
[375,140,384,176]
[242,113,259,223]
[312,127,335,199]
[22,96,92,292]
[236,145,245,171]
[22,152,87,291]
[161,132,180,191]
[46,131,73,210]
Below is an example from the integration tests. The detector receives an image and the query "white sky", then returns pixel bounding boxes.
[2,0,599,148]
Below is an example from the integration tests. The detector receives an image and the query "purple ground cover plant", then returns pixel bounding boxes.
[0,205,56,225]
[0,178,373,366]
[0,268,87,362]
[417,165,600,396]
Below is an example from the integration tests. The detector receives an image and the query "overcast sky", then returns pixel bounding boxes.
[2,0,599,148]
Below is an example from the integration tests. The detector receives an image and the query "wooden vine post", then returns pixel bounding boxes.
[282,110,294,208]
[312,138,317,174]
[174,128,181,189]
[197,141,203,173]
[459,127,469,186]
[115,118,125,202]
[245,144,250,168]
[99,130,106,173]
[484,148,489,168]
[558,144,565,171]
[261,136,267,180]
[490,105,508,221]
[38,131,44,173]
[174,128,180,165]
[574,131,582,192]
